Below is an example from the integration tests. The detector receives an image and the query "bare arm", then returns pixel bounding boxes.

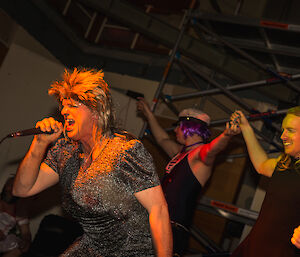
[231,111,278,177]
[13,118,63,197]
[137,97,181,157]
[135,185,173,257]
[199,122,239,166]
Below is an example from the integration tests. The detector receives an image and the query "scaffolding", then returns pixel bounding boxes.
[138,0,300,151]
[3,0,300,255]
[135,2,300,254]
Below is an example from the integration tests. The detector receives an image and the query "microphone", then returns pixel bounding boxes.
[8,128,54,138]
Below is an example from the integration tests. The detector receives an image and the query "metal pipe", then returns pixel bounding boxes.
[194,22,300,94]
[161,94,179,116]
[170,70,300,101]
[162,108,287,131]
[163,109,287,150]
[211,109,285,148]
[130,5,153,49]
[85,12,97,39]
[177,60,233,114]
[234,0,243,15]
[210,109,288,126]
[222,148,280,160]
[179,58,255,113]
[138,0,197,138]
[62,0,72,16]
[95,17,107,43]
[189,225,223,253]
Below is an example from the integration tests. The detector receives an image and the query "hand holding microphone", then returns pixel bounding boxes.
[1,118,63,145]
[34,117,63,144]
[9,127,55,137]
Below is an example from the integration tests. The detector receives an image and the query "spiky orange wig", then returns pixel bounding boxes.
[48,67,115,136]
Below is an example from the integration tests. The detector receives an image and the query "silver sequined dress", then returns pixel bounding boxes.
[44,134,160,257]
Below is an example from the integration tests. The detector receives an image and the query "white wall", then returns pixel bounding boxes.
[0,43,64,181]
[0,42,66,236]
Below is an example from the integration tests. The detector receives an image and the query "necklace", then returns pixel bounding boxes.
[181,140,204,153]
[166,141,204,174]
[80,143,98,171]
[80,138,111,171]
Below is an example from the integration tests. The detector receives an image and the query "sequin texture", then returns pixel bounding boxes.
[44,134,160,256]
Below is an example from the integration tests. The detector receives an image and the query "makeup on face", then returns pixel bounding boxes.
[60,99,95,141]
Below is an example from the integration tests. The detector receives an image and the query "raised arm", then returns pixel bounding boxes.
[137,97,181,157]
[199,122,239,166]
[135,185,173,257]
[13,117,63,197]
[231,111,278,177]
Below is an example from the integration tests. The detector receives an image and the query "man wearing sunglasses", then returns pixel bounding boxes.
[137,98,237,256]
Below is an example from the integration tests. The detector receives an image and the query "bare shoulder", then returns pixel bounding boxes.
[260,156,281,177]
[187,144,205,161]
[188,146,211,168]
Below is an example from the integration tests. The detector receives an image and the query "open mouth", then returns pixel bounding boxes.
[65,119,75,131]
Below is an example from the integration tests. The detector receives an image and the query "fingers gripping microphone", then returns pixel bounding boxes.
[0,128,55,145]
[8,128,54,138]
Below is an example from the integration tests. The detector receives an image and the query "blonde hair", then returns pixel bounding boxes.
[277,106,300,171]
[48,67,116,137]
[287,106,300,116]
[277,154,300,172]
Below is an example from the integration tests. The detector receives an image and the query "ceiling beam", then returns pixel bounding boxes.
[75,0,266,82]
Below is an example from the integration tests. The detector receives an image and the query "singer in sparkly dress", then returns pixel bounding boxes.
[12,68,172,257]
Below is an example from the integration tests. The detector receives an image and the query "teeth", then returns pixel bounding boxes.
[66,119,75,125]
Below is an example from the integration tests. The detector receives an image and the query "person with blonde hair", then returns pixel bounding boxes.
[13,67,172,257]
[230,107,300,257]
